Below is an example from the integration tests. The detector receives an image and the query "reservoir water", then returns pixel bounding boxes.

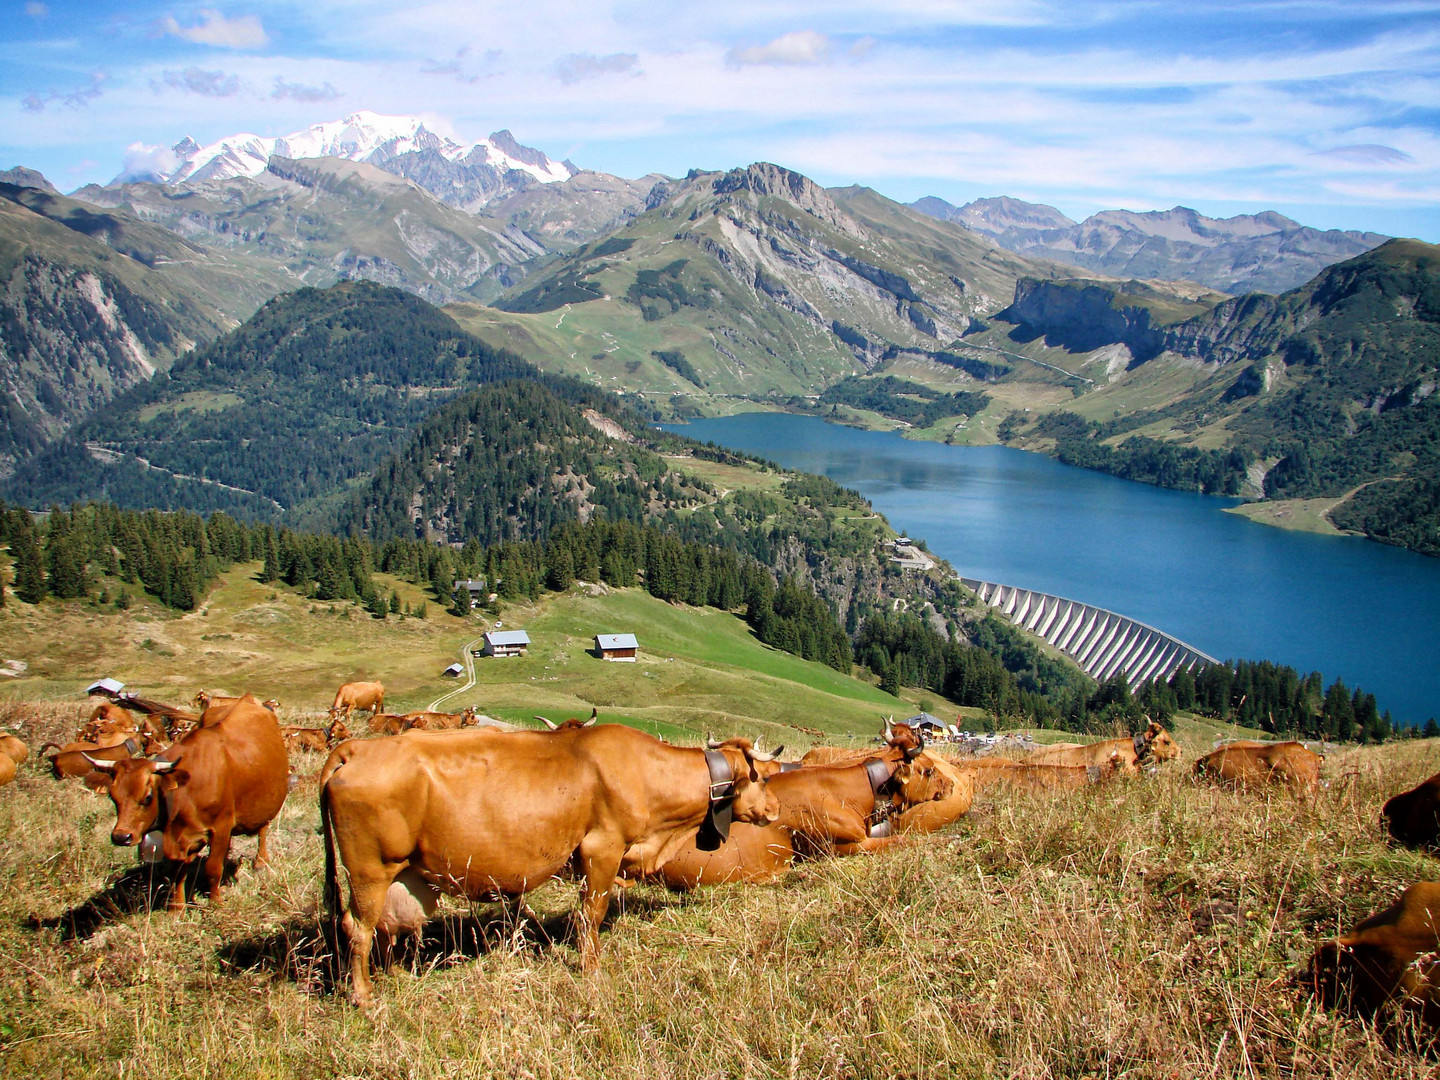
[667,412,1440,727]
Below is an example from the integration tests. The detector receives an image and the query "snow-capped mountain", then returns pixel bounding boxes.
[135,111,577,188]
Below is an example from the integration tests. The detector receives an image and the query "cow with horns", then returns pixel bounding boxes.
[320,724,780,1004]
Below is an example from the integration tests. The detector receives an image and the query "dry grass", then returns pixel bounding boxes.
[3,704,1440,1077]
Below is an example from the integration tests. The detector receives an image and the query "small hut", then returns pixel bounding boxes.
[85,677,126,698]
[482,630,530,658]
[442,663,464,678]
[452,579,488,608]
[594,633,639,662]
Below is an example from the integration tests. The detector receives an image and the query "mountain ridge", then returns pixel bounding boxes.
[914,195,1389,295]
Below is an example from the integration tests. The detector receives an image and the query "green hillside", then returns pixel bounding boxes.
[3,281,536,518]
[446,165,1081,409]
[0,183,288,476]
[0,561,924,745]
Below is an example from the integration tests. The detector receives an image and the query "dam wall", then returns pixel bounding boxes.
[960,578,1217,686]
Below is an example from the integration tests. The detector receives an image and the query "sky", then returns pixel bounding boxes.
[3,1,1440,239]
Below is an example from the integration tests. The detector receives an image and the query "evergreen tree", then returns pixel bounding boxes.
[1426,717,1440,740]
[389,590,402,615]
[10,514,46,604]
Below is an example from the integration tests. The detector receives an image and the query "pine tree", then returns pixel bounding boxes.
[10,514,46,605]
[389,590,402,615]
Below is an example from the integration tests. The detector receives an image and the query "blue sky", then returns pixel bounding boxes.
[3,1,1439,238]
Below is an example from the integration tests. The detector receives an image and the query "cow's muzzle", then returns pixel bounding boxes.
[111,830,136,847]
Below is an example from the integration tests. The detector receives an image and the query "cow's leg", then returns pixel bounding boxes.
[204,829,232,902]
[254,822,272,870]
[831,835,900,856]
[343,872,394,1007]
[166,861,188,913]
[575,839,623,971]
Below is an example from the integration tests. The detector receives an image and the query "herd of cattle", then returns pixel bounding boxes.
[2,686,1440,1026]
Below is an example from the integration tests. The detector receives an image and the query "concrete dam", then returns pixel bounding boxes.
[960,578,1217,686]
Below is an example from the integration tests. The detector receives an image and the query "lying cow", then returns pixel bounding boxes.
[536,707,599,731]
[1306,881,1440,1030]
[87,694,290,910]
[329,681,385,723]
[397,707,480,732]
[0,731,28,765]
[657,741,952,890]
[1382,772,1440,851]
[45,732,149,787]
[1193,741,1321,794]
[0,753,14,788]
[1026,720,1179,775]
[282,717,351,753]
[957,755,1128,792]
[320,725,780,1004]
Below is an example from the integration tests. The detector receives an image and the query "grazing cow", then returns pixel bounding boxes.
[1193,741,1322,794]
[86,695,290,910]
[329,681,385,722]
[1306,881,1440,1030]
[1383,772,1440,851]
[656,744,952,889]
[1026,721,1180,775]
[320,725,780,1004]
[0,732,29,764]
[536,707,599,731]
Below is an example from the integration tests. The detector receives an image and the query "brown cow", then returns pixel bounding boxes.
[368,712,408,736]
[87,695,290,910]
[656,744,952,890]
[46,733,147,786]
[801,718,925,767]
[1383,772,1440,851]
[536,707,599,731]
[0,754,14,787]
[0,732,29,765]
[320,725,780,1004]
[281,715,351,752]
[959,756,1126,791]
[1026,721,1180,775]
[1306,881,1440,1030]
[399,706,479,732]
[1193,741,1322,794]
[191,691,243,712]
[888,753,976,834]
[329,681,385,722]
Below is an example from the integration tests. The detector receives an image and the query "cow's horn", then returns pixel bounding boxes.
[750,748,776,762]
[81,754,118,772]
[771,744,785,758]
[706,735,723,749]
[152,758,178,773]
[535,716,558,730]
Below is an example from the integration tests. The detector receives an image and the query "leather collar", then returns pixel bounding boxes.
[696,748,737,851]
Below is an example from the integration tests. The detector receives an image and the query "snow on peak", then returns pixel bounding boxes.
[159,111,576,186]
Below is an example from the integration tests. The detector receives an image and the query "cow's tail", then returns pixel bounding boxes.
[319,773,346,979]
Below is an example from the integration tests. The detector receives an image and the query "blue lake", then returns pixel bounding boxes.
[667,412,1440,726]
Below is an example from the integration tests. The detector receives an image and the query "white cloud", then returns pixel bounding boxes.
[152,67,241,97]
[115,141,181,183]
[157,9,269,50]
[1317,144,1416,165]
[554,53,639,85]
[728,30,832,67]
[24,2,48,18]
[272,77,340,102]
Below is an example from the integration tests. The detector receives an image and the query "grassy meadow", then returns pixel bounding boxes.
[2,696,1440,1077]
[0,562,927,743]
[4,569,1440,1075]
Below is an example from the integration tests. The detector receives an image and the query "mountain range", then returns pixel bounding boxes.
[2,109,1434,556]
[914,195,1389,296]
